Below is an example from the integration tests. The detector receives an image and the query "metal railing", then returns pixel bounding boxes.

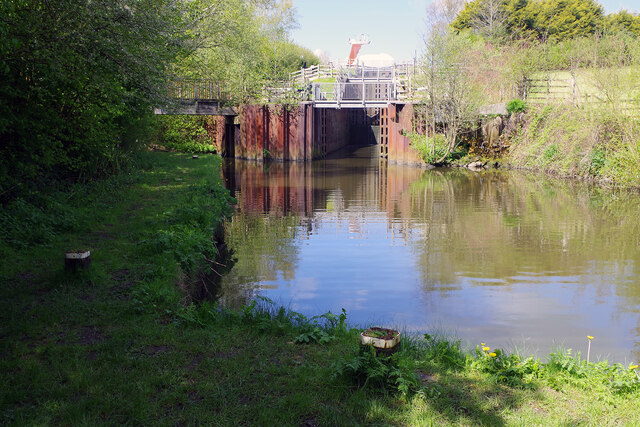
[312,82,394,108]
[168,80,231,101]
[168,70,406,108]
[290,63,417,83]
[341,66,394,81]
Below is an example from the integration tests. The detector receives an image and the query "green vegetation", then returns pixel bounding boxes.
[312,77,337,84]
[2,153,639,425]
[175,0,318,101]
[156,116,219,153]
[405,132,466,164]
[506,98,528,114]
[414,0,640,185]
[0,0,188,201]
[2,0,640,422]
[452,0,640,42]
[413,31,484,163]
[0,0,317,203]
[508,104,640,186]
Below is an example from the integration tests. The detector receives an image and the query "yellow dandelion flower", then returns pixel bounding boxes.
[630,365,639,370]
[587,336,594,340]
[482,346,490,352]
[489,352,497,357]
[481,343,486,346]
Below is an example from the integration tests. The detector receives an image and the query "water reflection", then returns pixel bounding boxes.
[219,146,640,363]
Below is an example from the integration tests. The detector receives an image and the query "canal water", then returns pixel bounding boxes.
[219,145,640,364]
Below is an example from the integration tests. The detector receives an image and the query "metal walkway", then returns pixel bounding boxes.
[163,63,417,111]
[311,81,394,108]
[290,63,416,108]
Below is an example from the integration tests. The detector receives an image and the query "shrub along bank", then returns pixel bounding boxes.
[154,116,220,154]
[1,151,639,425]
[504,104,640,187]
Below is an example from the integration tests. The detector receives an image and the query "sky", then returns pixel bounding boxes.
[291,0,640,65]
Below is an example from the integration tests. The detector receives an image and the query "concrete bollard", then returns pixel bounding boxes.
[65,250,91,272]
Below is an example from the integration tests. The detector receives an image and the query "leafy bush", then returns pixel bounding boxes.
[543,144,559,160]
[469,347,540,388]
[506,99,528,114]
[0,0,187,202]
[295,309,348,344]
[332,345,420,396]
[158,116,217,153]
[611,366,640,394]
[406,132,465,164]
[589,147,607,175]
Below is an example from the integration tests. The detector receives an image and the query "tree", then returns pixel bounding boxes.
[416,31,483,163]
[452,0,607,41]
[174,0,314,101]
[604,10,640,37]
[502,0,537,40]
[471,0,507,41]
[426,0,467,35]
[174,0,265,101]
[535,0,605,41]
[0,0,190,200]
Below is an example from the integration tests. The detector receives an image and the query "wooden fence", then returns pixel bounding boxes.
[524,76,639,113]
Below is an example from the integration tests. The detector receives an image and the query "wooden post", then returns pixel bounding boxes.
[65,250,91,272]
[409,62,413,96]
[546,76,550,104]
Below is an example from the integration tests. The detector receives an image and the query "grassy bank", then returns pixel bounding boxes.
[505,104,640,187]
[2,152,639,425]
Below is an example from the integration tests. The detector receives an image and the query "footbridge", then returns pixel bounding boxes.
[157,63,416,113]
[153,81,238,115]
[155,64,422,166]
[273,63,416,108]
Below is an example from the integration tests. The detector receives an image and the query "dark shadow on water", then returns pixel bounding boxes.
[323,142,378,160]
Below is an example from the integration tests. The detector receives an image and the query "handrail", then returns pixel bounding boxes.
[289,63,417,84]
[168,68,413,107]
[311,81,395,107]
[168,80,231,101]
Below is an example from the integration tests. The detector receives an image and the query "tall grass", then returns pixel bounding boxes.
[507,104,640,186]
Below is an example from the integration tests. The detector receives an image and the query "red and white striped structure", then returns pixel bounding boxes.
[347,34,370,66]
